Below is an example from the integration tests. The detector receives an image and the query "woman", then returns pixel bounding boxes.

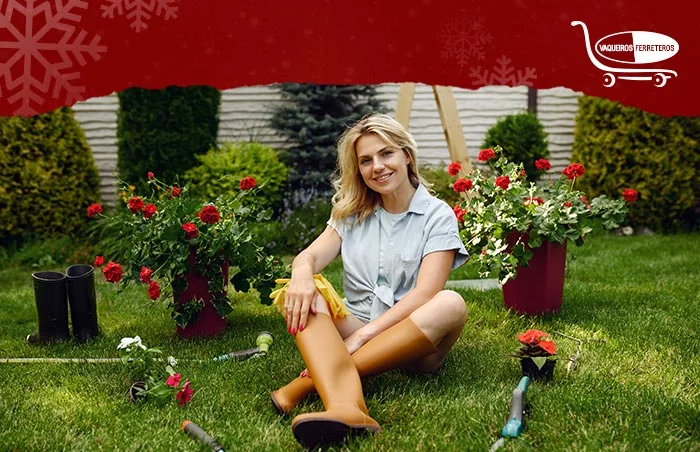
[270,113,468,448]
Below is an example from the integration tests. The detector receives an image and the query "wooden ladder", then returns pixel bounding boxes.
[394,83,473,173]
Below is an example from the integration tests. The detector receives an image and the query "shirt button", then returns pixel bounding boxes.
[389,241,394,246]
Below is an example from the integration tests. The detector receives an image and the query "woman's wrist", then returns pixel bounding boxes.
[358,323,380,343]
[290,264,314,280]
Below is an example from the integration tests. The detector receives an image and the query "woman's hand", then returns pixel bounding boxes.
[284,276,318,334]
[343,327,373,355]
[284,226,342,335]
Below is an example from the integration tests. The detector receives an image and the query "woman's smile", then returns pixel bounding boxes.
[374,172,393,183]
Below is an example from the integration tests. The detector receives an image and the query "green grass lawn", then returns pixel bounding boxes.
[1,234,699,451]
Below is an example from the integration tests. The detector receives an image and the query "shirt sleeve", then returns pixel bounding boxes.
[422,204,469,270]
[327,216,345,239]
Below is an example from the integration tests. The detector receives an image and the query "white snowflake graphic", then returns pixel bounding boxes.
[101,0,178,33]
[0,0,107,116]
[437,12,492,68]
[470,55,537,87]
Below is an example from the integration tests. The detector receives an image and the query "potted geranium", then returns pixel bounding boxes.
[87,173,285,338]
[511,329,557,381]
[117,336,194,405]
[449,146,637,315]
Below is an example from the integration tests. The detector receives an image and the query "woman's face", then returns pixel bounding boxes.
[355,133,411,195]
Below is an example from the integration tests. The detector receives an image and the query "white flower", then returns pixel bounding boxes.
[167,356,177,367]
[117,336,147,351]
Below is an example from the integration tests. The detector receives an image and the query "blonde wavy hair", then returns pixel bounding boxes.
[330,113,428,224]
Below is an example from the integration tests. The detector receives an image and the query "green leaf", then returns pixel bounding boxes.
[532,356,547,370]
[230,272,251,293]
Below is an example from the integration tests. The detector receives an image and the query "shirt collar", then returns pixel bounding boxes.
[406,184,431,215]
[373,184,431,216]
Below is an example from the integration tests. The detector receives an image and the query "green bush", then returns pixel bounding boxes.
[117,86,221,194]
[674,116,700,227]
[277,195,333,254]
[482,112,549,181]
[0,236,96,269]
[571,96,698,232]
[184,142,288,215]
[420,164,462,208]
[249,191,332,255]
[0,107,101,244]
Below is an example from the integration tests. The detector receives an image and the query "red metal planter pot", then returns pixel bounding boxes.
[175,253,229,339]
[502,240,567,315]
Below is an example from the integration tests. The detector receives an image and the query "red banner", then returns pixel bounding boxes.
[0,0,696,117]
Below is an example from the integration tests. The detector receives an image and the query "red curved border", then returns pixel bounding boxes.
[0,0,695,117]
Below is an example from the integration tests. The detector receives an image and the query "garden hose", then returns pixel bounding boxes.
[211,331,273,361]
[182,420,225,452]
[0,331,273,364]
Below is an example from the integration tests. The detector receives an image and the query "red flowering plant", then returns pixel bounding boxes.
[450,146,636,283]
[117,336,193,405]
[511,329,557,371]
[88,173,285,328]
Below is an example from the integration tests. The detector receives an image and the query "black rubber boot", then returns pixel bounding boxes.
[66,265,100,343]
[27,271,70,344]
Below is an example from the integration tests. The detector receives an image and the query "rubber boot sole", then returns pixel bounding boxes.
[293,418,380,449]
[270,391,287,415]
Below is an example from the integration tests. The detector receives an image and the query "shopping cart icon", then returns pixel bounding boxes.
[571,21,677,88]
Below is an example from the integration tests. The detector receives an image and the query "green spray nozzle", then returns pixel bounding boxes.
[211,331,275,362]
[255,331,273,354]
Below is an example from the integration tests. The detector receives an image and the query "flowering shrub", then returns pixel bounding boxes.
[450,146,636,283]
[88,174,286,327]
[511,329,557,370]
[117,336,193,406]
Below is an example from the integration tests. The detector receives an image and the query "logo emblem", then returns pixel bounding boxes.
[571,21,678,88]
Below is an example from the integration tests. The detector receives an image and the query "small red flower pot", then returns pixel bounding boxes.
[502,235,567,316]
[174,252,229,339]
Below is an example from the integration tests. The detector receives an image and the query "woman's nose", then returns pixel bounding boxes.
[372,157,385,171]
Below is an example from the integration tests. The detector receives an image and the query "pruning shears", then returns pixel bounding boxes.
[489,376,530,452]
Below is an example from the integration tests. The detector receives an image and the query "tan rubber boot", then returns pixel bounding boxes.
[273,317,438,415]
[290,312,381,448]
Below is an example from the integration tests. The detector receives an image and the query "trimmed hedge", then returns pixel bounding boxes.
[571,96,699,232]
[482,112,549,181]
[117,86,221,193]
[184,142,288,215]
[0,107,101,243]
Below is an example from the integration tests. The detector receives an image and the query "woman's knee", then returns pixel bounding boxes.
[410,290,467,333]
[434,290,468,326]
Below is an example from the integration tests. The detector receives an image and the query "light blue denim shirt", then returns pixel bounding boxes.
[328,184,469,322]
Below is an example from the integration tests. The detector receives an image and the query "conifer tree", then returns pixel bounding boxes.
[269,84,386,196]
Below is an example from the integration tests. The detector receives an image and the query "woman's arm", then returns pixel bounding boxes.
[285,226,342,333]
[343,249,455,354]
